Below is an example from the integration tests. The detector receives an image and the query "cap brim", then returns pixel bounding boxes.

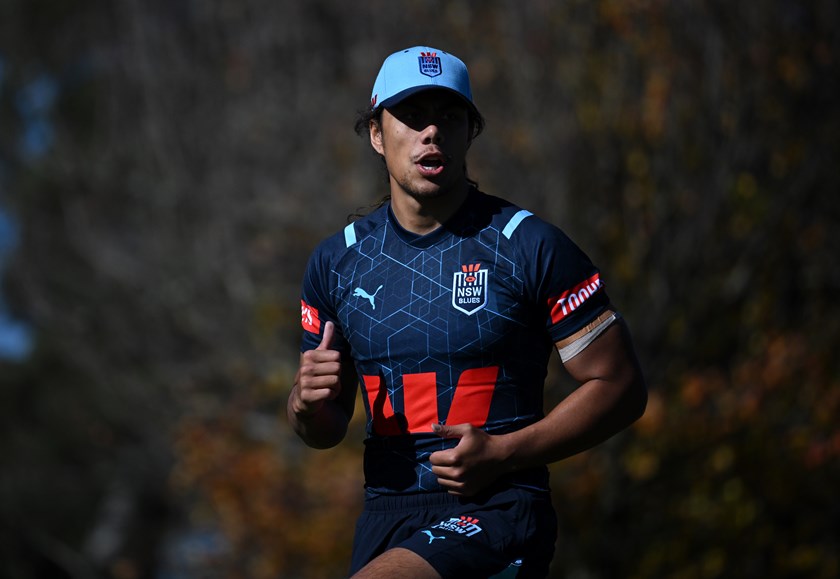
[377,85,480,117]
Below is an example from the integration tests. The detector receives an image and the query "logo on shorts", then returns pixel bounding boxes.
[431,515,483,537]
[421,530,446,544]
[418,52,442,77]
[452,263,488,315]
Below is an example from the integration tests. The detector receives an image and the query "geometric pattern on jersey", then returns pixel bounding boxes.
[301,188,610,494]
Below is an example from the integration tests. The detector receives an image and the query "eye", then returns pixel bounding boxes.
[392,106,422,123]
[442,115,459,125]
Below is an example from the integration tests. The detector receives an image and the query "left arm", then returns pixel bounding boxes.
[429,318,647,496]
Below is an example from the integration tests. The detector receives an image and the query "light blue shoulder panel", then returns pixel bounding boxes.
[502,209,533,239]
[344,223,357,247]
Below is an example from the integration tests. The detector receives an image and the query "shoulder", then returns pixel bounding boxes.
[308,204,389,265]
[340,204,389,248]
[474,190,576,251]
[476,191,604,301]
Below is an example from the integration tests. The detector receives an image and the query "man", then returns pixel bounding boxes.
[288,46,647,578]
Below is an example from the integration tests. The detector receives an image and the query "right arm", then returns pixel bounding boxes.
[287,321,358,449]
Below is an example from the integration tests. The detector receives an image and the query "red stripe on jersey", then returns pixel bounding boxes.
[362,374,403,436]
[403,372,438,433]
[300,300,321,334]
[445,366,498,427]
[362,367,500,435]
[548,273,603,324]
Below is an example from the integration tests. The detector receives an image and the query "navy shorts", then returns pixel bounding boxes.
[349,486,557,578]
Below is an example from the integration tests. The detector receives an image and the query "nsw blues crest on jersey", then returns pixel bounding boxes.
[452,263,488,315]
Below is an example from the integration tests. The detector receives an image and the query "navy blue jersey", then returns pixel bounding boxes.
[299,188,610,495]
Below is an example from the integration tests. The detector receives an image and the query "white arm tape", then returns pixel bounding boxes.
[557,312,618,362]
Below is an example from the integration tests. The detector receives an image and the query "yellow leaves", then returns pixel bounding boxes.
[786,545,823,573]
[813,386,840,428]
[767,138,808,179]
[550,451,606,501]
[796,220,826,253]
[251,298,286,344]
[576,101,603,134]
[507,125,538,160]
[679,370,725,409]
[678,489,716,525]
[623,448,660,481]
[598,0,666,38]
[719,106,739,137]
[777,54,808,91]
[804,431,840,469]
[709,445,735,474]
[642,70,670,141]
[734,172,758,200]
[672,331,821,432]
[700,549,727,578]
[633,389,664,436]
[169,408,363,577]
[677,475,758,538]
[728,171,769,239]
[757,333,806,390]
[626,147,650,180]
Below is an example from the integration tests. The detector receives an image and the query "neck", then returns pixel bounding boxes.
[389,181,471,235]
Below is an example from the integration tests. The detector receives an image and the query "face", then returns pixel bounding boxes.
[370,90,471,201]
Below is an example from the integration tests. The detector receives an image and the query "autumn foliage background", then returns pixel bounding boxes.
[1,1,838,578]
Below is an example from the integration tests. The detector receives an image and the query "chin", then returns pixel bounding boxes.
[397,181,444,199]
[410,177,461,199]
[411,186,447,199]
[394,173,461,200]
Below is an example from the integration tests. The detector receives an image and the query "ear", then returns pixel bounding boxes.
[369,118,385,156]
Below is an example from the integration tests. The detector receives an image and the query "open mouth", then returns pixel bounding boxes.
[416,153,447,175]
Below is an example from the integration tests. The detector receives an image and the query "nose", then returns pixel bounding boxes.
[420,122,443,145]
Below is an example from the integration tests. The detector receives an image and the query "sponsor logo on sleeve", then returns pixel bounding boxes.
[548,273,603,324]
[300,300,321,334]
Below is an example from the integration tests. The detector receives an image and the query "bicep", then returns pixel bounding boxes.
[559,318,643,387]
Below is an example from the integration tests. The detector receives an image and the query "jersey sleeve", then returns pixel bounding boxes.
[299,236,351,355]
[512,215,611,344]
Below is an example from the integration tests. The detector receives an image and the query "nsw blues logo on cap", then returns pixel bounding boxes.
[369,46,478,114]
[418,52,442,78]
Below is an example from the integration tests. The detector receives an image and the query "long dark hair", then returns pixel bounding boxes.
[349,100,485,221]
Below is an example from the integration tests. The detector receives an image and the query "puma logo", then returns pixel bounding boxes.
[353,285,383,309]
[421,530,446,544]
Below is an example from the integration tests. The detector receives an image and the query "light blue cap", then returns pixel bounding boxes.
[370,46,478,114]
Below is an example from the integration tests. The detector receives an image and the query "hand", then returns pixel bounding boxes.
[293,321,342,417]
[429,423,507,497]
